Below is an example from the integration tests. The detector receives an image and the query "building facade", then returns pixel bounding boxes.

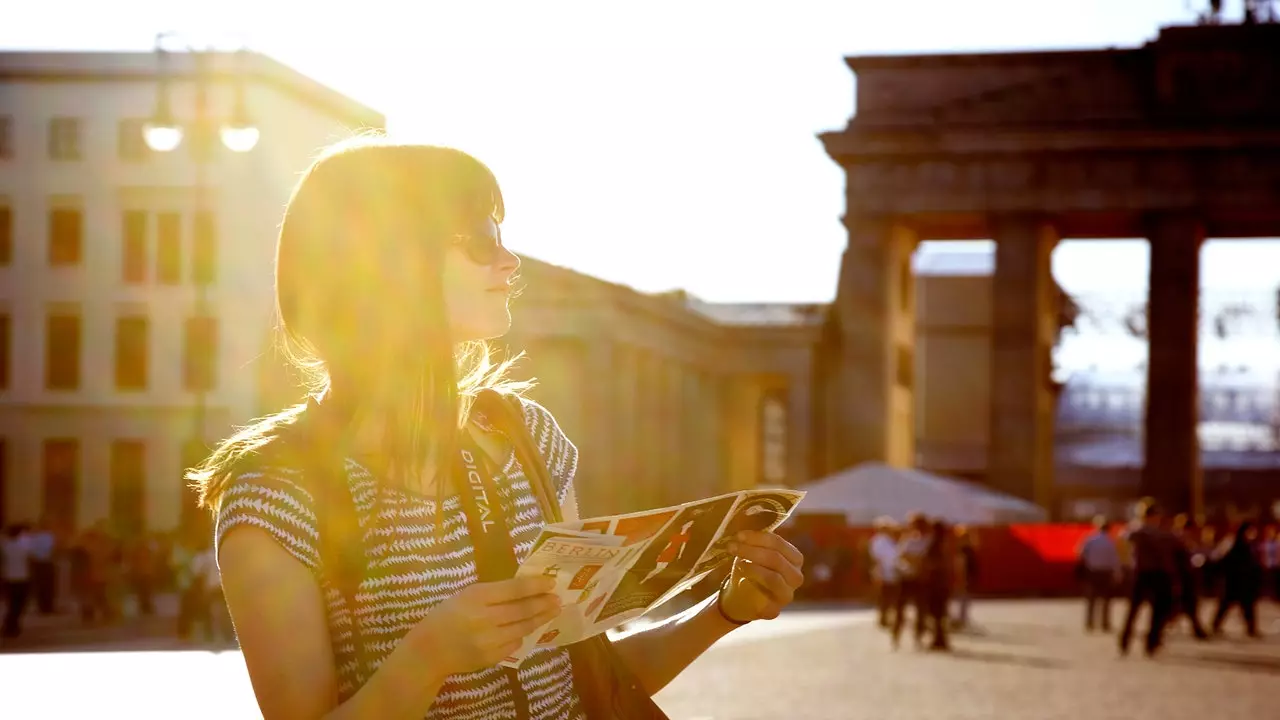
[0,51,383,537]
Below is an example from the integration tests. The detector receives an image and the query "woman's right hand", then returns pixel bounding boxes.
[412,576,563,676]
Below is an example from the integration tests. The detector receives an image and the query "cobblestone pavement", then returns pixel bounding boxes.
[1,600,1276,718]
[654,600,1280,720]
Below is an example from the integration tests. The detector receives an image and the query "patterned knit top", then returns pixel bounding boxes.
[214,396,585,720]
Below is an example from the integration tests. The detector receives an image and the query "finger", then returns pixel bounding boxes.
[490,593,561,627]
[734,531,804,568]
[730,544,805,588]
[737,560,794,605]
[476,576,557,603]
[487,605,561,647]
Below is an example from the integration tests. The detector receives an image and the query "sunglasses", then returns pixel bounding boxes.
[448,228,506,266]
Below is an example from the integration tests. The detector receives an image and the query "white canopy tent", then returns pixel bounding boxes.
[791,462,1049,525]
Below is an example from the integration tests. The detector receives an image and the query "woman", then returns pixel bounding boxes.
[190,136,805,720]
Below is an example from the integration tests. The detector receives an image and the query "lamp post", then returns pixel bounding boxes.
[144,33,258,539]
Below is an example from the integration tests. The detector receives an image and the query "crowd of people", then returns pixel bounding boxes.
[790,501,1278,659]
[0,520,230,646]
[860,514,979,652]
[1074,500,1279,657]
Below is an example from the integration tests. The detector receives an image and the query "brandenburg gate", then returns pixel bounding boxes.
[820,23,1280,517]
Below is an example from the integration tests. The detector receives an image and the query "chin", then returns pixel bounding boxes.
[468,315,513,342]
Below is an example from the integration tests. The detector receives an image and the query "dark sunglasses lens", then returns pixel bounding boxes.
[464,235,502,265]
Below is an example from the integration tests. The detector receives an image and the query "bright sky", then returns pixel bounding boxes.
[6,0,1280,314]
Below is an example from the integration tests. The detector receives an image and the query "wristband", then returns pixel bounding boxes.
[716,576,753,626]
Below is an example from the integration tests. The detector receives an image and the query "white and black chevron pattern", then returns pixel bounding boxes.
[215,397,585,720]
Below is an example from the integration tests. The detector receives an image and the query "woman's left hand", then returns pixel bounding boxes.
[720,531,805,623]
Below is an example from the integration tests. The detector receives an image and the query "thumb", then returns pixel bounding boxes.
[727,565,771,613]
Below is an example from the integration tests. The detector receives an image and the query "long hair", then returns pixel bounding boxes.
[188,134,529,514]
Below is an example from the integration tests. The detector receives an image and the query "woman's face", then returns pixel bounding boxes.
[442,217,521,341]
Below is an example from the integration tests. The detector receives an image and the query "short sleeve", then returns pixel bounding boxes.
[215,467,322,574]
[515,396,579,507]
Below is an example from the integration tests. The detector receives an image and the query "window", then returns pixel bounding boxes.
[0,115,12,159]
[115,315,148,390]
[46,313,80,390]
[760,393,788,485]
[193,211,217,285]
[110,440,146,537]
[184,316,218,391]
[118,119,150,162]
[0,205,11,265]
[122,210,148,284]
[0,313,9,390]
[48,207,82,266]
[48,117,81,161]
[42,439,78,537]
[156,212,181,284]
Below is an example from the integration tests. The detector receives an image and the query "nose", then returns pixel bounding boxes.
[497,244,520,279]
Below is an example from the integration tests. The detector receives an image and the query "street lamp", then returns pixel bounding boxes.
[143,33,260,155]
[144,32,258,542]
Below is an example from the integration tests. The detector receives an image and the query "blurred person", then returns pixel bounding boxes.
[890,513,931,650]
[1210,522,1263,638]
[174,535,204,642]
[188,136,806,720]
[1118,502,1179,657]
[78,522,115,625]
[1,524,33,638]
[26,519,57,615]
[1169,514,1209,640]
[1115,519,1135,597]
[1198,525,1220,599]
[951,525,978,631]
[1261,525,1278,601]
[868,517,901,627]
[920,520,954,651]
[1077,516,1120,632]
[185,539,230,646]
[67,528,91,622]
[127,534,159,616]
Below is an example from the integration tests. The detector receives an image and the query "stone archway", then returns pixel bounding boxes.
[820,23,1280,515]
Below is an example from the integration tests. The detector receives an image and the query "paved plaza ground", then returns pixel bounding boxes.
[656,600,1280,720]
[1,599,1277,718]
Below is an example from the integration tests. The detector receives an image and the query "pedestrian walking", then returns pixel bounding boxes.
[1118,501,1179,657]
[1210,522,1263,638]
[1,524,34,639]
[1077,516,1120,633]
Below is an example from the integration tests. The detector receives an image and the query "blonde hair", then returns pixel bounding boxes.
[188,134,530,514]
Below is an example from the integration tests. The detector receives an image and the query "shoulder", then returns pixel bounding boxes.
[510,394,579,500]
[215,464,322,573]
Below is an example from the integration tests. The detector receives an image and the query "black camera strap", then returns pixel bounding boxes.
[454,431,530,720]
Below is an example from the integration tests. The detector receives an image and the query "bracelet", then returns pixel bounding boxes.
[716,576,753,626]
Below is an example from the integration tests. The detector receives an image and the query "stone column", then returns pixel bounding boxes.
[583,341,615,515]
[1143,214,1203,517]
[988,214,1058,508]
[610,345,640,513]
[829,216,917,471]
[634,350,662,510]
[786,370,813,486]
[659,359,684,505]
